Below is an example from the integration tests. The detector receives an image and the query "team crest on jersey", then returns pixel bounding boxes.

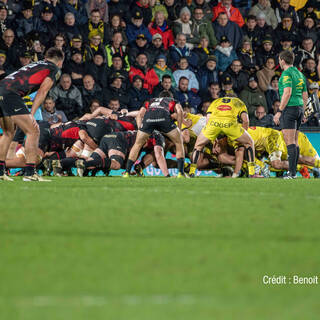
[217,105,232,111]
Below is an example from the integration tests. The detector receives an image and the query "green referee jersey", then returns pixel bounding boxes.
[279,66,307,106]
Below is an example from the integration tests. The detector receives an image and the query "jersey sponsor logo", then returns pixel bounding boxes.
[14,108,22,112]
[146,118,165,122]
[217,105,232,111]
[210,120,232,128]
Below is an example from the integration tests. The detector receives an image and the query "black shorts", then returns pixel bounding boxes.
[281,106,303,130]
[140,108,176,135]
[85,119,111,144]
[0,88,29,118]
[99,133,128,155]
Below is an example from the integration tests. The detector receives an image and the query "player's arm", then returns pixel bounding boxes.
[137,107,146,129]
[240,112,249,130]
[279,86,292,112]
[31,77,54,115]
[78,130,98,150]
[174,103,183,130]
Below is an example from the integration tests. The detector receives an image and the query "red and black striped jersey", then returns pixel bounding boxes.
[0,60,61,96]
[144,97,176,113]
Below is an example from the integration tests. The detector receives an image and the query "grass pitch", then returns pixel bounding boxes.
[0,177,320,320]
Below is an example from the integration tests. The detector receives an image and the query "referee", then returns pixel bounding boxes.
[273,50,308,179]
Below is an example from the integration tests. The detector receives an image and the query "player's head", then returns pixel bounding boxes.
[279,50,294,69]
[159,90,173,98]
[45,47,65,68]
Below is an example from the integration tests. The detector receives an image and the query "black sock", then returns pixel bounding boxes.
[0,160,5,176]
[25,163,36,176]
[60,158,76,170]
[177,158,185,174]
[139,161,146,169]
[48,151,66,160]
[85,158,102,168]
[126,159,134,173]
[287,144,297,176]
[296,146,300,167]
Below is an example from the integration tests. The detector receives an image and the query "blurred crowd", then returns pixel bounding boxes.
[0,0,320,126]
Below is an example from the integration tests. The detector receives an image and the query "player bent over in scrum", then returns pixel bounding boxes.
[189,96,256,178]
[123,92,186,178]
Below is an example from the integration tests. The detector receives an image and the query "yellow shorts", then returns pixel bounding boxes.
[202,119,244,142]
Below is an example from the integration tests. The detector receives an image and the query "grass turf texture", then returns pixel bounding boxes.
[0,177,319,319]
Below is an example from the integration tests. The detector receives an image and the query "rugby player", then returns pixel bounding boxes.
[189,96,256,178]
[0,47,64,181]
[123,92,186,178]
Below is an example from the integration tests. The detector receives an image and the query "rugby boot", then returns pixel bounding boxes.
[0,174,14,181]
[134,163,144,177]
[75,159,85,177]
[51,160,63,177]
[23,173,51,182]
[42,159,52,176]
[122,172,130,178]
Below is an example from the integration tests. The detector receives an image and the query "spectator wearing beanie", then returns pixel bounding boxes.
[153,54,176,86]
[197,55,219,94]
[130,0,153,26]
[249,0,278,29]
[254,12,274,48]
[214,35,238,73]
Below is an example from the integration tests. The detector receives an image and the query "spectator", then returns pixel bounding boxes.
[148,10,174,50]
[304,82,320,126]
[223,59,249,94]
[192,7,217,49]
[50,73,83,121]
[163,0,182,26]
[275,0,299,26]
[52,33,69,57]
[192,35,215,67]
[203,82,222,102]
[250,105,274,127]
[256,37,277,68]
[168,33,199,70]
[303,58,320,89]
[173,57,199,91]
[237,36,258,74]
[36,5,59,48]
[15,2,40,39]
[105,31,130,71]
[249,0,278,29]
[0,29,19,68]
[173,7,200,50]
[272,99,280,115]
[242,15,260,50]
[130,0,153,26]
[104,72,129,109]
[297,0,318,23]
[214,35,238,73]
[108,0,127,21]
[278,33,295,53]
[213,12,243,49]
[265,75,280,113]
[88,0,109,23]
[145,33,168,66]
[81,9,109,45]
[60,0,88,26]
[0,49,13,80]
[63,48,86,88]
[105,13,128,46]
[256,57,276,92]
[84,50,110,89]
[197,55,219,94]
[274,14,298,47]
[129,52,159,94]
[240,74,267,120]
[220,74,237,97]
[127,74,150,111]
[295,37,318,70]
[16,50,33,68]
[149,0,168,20]
[128,33,150,65]
[126,9,152,46]
[254,12,274,48]
[190,0,213,21]
[152,74,178,98]
[153,54,176,86]
[59,12,81,43]
[83,31,107,62]
[81,74,104,113]
[70,34,84,56]
[298,14,318,45]
[0,3,12,38]
[175,76,201,113]
[212,0,245,27]
[106,53,129,89]
[42,96,68,124]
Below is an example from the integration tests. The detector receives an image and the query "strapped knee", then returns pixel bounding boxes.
[110,155,124,168]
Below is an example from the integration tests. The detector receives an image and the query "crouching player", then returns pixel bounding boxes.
[189,96,256,178]
[123,92,186,178]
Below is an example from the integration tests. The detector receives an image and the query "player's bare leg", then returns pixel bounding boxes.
[235,131,256,177]
[189,132,210,177]
[153,146,169,176]
[0,116,15,181]
[124,131,150,177]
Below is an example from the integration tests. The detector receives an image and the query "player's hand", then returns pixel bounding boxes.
[273,112,281,125]
[302,116,307,124]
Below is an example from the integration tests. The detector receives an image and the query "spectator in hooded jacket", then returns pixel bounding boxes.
[214,35,238,73]
[212,0,245,27]
[148,10,174,50]
[173,57,199,91]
